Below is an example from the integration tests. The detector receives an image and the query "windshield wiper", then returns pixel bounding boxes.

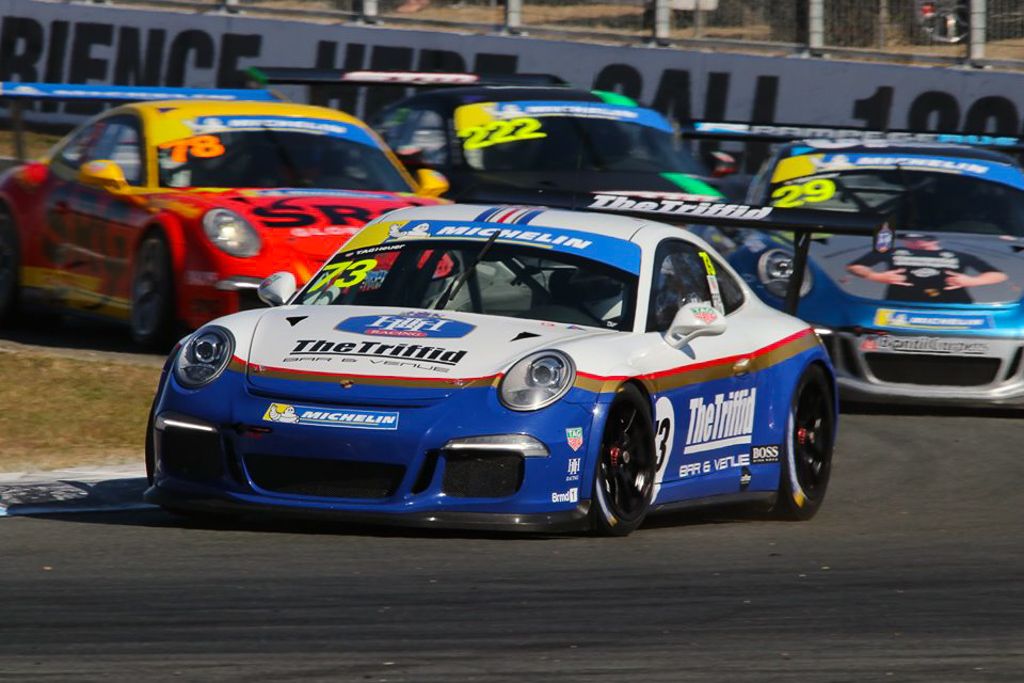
[434,230,501,311]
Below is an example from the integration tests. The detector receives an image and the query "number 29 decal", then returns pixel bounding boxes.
[770,178,836,208]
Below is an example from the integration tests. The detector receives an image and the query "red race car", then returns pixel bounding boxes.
[0,87,448,346]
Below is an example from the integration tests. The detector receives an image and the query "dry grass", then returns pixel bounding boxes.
[0,349,160,472]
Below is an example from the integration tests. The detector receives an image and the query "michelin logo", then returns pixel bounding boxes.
[262,403,399,430]
[684,388,757,455]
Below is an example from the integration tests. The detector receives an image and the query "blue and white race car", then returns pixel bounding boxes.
[686,123,1024,407]
[146,203,839,535]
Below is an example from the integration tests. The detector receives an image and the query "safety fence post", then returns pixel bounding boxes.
[653,0,671,44]
[969,0,987,64]
[808,0,825,53]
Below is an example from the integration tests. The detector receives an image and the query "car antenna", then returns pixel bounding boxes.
[434,230,502,310]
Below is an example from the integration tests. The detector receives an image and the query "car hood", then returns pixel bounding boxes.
[152,188,441,264]
[808,231,1024,306]
[447,170,724,208]
[242,305,615,404]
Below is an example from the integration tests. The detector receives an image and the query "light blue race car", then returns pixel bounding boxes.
[688,130,1024,408]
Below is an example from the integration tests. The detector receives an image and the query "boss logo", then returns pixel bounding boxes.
[751,445,780,464]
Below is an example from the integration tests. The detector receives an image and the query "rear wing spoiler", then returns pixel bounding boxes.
[247,67,568,88]
[585,192,892,316]
[681,120,1024,152]
[0,81,278,161]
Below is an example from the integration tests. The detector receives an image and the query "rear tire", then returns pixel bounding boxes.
[590,384,657,537]
[130,233,175,350]
[774,364,835,520]
[0,209,20,325]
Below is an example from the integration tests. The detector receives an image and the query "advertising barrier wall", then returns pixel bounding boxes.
[2,0,1024,139]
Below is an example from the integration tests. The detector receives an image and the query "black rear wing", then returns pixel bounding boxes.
[585,192,892,316]
[0,81,278,161]
[248,67,567,88]
[681,120,1024,152]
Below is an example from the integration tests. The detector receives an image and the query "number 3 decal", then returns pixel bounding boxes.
[652,396,675,502]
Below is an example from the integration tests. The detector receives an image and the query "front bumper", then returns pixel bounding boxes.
[818,328,1024,408]
[148,372,603,530]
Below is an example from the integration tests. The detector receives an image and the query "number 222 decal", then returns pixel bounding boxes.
[307,258,378,292]
[770,178,836,208]
[458,117,547,150]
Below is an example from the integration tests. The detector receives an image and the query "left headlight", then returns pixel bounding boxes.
[202,208,261,258]
[174,326,235,389]
[757,248,813,299]
[499,350,576,412]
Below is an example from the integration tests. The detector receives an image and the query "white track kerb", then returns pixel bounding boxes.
[0,464,151,517]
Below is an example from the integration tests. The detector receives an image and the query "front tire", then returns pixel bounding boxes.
[590,384,657,536]
[131,233,175,349]
[0,209,20,325]
[774,364,835,520]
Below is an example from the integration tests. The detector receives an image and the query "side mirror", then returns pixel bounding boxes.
[78,159,128,193]
[663,301,727,349]
[415,168,450,198]
[709,150,738,178]
[258,271,297,307]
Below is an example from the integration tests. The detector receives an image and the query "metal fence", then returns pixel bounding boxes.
[95,0,1024,68]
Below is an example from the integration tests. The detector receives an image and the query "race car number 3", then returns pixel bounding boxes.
[308,258,378,292]
[458,117,547,150]
[157,135,226,163]
[770,178,836,208]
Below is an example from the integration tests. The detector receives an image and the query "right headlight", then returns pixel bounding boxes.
[202,208,261,258]
[757,248,813,299]
[174,326,235,389]
[499,351,576,412]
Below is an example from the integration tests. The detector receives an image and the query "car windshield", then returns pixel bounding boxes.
[157,130,412,192]
[458,116,704,176]
[769,170,1024,236]
[295,240,638,331]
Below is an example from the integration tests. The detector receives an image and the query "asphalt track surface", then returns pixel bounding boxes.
[1,326,1023,681]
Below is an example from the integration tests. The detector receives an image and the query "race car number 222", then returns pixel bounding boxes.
[458,117,547,150]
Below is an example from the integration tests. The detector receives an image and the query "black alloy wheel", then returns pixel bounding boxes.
[131,233,175,349]
[775,363,835,520]
[591,384,657,536]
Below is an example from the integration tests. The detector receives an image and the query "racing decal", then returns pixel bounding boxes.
[262,402,399,430]
[588,194,773,222]
[565,427,584,452]
[679,452,750,480]
[751,444,781,464]
[307,258,378,292]
[873,308,995,331]
[859,335,989,355]
[287,339,467,366]
[473,207,546,225]
[454,101,673,135]
[651,396,675,502]
[182,115,379,147]
[683,388,757,455]
[770,153,1024,187]
[240,189,403,200]
[566,457,582,483]
[249,199,377,230]
[344,219,643,274]
[458,115,547,150]
[551,488,579,504]
[336,313,475,339]
[156,134,226,163]
[769,178,836,208]
[575,328,819,394]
